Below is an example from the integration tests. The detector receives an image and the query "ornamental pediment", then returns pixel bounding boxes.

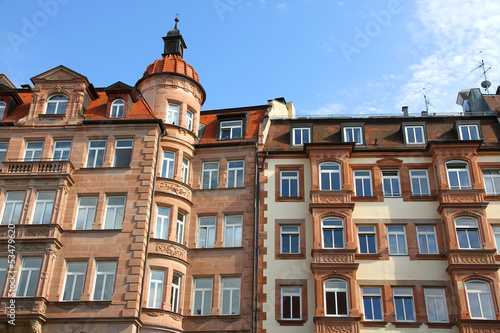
[31,65,88,83]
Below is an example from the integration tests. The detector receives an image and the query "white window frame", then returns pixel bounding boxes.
[198,216,216,248]
[353,170,372,197]
[16,257,42,297]
[324,278,349,317]
[410,169,431,196]
[416,225,438,254]
[343,126,363,145]
[0,258,8,293]
[110,99,125,118]
[86,140,106,168]
[104,196,126,229]
[280,170,299,197]
[292,127,310,146]
[176,212,185,244]
[32,191,55,224]
[483,170,500,196]
[224,215,242,247]
[281,286,302,320]
[393,287,416,322]
[227,160,244,188]
[387,226,407,255]
[382,170,401,197]
[202,162,219,189]
[93,261,117,301]
[465,280,495,319]
[24,141,44,162]
[171,274,181,313]
[362,287,383,321]
[186,110,193,131]
[75,197,98,230]
[280,225,300,254]
[193,278,213,315]
[446,161,471,189]
[458,124,480,140]
[424,288,448,323]
[45,95,68,114]
[62,262,87,301]
[455,217,482,249]
[0,101,6,119]
[52,141,72,161]
[221,277,241,315]
[322,217,344,249]
[182,157,190,184]
[167,103,180,125]
[358,226,377,254]
[220,120,242,139]
[1,191,25,225]
[161,151,175,179]
[147,269,164,308]
[405,125,425,144]
[0,142,8,167]
[113,139,133,167]
[493,226,500,255]
[155,206,170,240]
[319,162,341,191]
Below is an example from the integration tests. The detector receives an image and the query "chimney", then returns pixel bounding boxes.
[402,106,409,116]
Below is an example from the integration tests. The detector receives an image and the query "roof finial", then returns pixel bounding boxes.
[174,14,179,29]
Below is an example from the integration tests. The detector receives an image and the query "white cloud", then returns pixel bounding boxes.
[276,3,287,10]
[302,103,348,116]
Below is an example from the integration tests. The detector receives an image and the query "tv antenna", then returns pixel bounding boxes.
[413,85,434,113]
[471,50,493,94]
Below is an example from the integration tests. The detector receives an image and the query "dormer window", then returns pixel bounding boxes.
[110,99,125,118]
[292,128,311,146]
[46,95,68,114]
[186,111,193,131]
[458,124,480,140]
[342,124,364,145]
[167,103,180,125]
[220,120,242,139]
[404,126,425,144]
[0,101,5,120]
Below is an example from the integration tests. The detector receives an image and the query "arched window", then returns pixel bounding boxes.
[110,99,125,118]
[0,101,6,119]
[46,95,68,114]
[320,162,341,190]
[446,161,471,190]
[465,280,495,319]
[322,217,344,249]
[455,217,482,249]
[324,278,348,316]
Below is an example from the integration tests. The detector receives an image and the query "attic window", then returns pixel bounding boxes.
[341,124,364,145]
[220,120,242,139]
[0,101,5,120]
[46,95,68,115]
[458,124,480,140]
[110,99,125,118]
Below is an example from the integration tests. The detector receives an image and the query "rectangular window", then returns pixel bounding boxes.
[455,218,481,249]
[393,287,415,321]
[186,111,193,131]
[224,216,242,247]
[1,191,25,225]
[155,207,170,240]
[424,288,448,322]
[358,226,377,254]
[322,218,344,249]
[52,141,72,161]
[193,278,212,315]
[93,261,116,301]
[171,274,181,313]
[382,170,401,197]
[459,124,480,140]
[0,142,8,167]
[417,226,438,254]
[354,170,372,197]
[220,120,242,139]
[362,287,383,321]
[281,225,300,254]
[62,262,87,301]
[281,286,302,320]
[198,216,216,248]
[405,126,425,144]
[493,226,500,255]
[176,212,185,244]
[410,170,430,196]
[227,161,244,188]
[86,140,106,168]
[32,191,55,224]
[292,128,310,146]
[387,226,407,255]
[221,277,241,315]
[114,139,133,167]
[167,103,180,125]
[280,171,299,197]
[161,151,175,179]
[344,127,363,145]
[0,258,8,294]
[483,170,500,196]
[75,197,98,230]
[104,196,126,229]
[202,162,219,189]
[182,157,190,183]
[148,269,164,308]
[16,257,42,297]
[24,141,43,161]
[447,162,471,189]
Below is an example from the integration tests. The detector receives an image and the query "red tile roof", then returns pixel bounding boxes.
[144,55,199,82]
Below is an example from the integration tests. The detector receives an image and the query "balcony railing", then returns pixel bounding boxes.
[1,159,74,178]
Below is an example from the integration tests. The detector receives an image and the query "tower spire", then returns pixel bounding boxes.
[162,16,187,58]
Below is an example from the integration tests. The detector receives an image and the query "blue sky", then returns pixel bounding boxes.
[1,0,499,116]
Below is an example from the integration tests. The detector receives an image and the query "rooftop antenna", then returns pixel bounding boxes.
[471,50,493,94]
[413,85,434,113]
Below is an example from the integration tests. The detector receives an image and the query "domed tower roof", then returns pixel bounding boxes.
[143,55,199,82]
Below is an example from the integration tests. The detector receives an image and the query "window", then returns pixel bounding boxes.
[16,257,42,297]
[227,161,244,188]
[343,126,363,145]
[114,139,133,167]
[410,170,430,196]
[387,226,407,255]
[382,170,401,197]
[93,261,117,301]
[220,120,242,139]
[458,124,480,140]
[193,278,212,315]
[155,207,170,240]
[281,171,299,197]
[320,162,341,191]
[1,191,25,225]
[362,287,383,321]
[110,99,125,118]
[465,280,495,319]
[161,151,175,179]
[324,279,348,316]
[424,288,448,322]
[417,226,438,254]
[322,217,344,249]
[202,162,218,189]
[281,286,302,320]
[358,226,377,254]
[483,170,500,195]
[186,111,193,131]
[86,140,106,168]
[45,95,68,114]
[221,277,241,315]
[493,226,500,254]
[176,212,185,244]
[104,196,126,229]
[198,216,216,248]
[147,269,164,308]
[52,141,72,161]
[62,262,87,301]
[75,197,97,230]
[0,101,5,119]
[182,157,190,183]
[0,142,7,167]
[353,170,372,196]
[32,191,55,224]
[281,226,300,254]
[393,287,415,321]
[224,216,242,247]
[24,141,43,161]
[292,127,310,146]
[171,274,181,313]
[167,103,180,125]
[455,217,481,249]
[405,126,425,144]
[446,161,471,189]
[0,258,8,294]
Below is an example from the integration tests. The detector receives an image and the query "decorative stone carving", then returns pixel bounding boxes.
[324,324,352,333]
[313,251,355,264]
[156,180,192,201]
[24,228,50,237]
[152,241,187,261]
[45,70,74,81]
[55,302,80,310]
[145,310,166,317]
[86,302,110,309]
[31,320,42,333]
[169,312,183,321]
